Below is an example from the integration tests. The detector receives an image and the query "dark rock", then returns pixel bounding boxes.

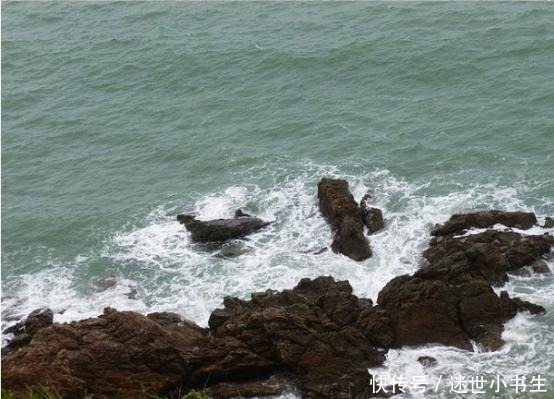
[125,288,138,300]
[146,311,184,326]
[234,209,253,218]
[1,308,275,399]
[360,193,385,234]
[544,217,554,228]
[431,210,538,236]
[2,308,53,356]
[417,356,437,367]
[313,247,328,255]
[177,213,270,243]
[421,230,553,285]
[317,178,372,261]
[377,274,543,351]
[2,278,388,399]
[93,277,118,291]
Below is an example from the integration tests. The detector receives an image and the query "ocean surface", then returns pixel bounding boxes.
[2,2,553,398]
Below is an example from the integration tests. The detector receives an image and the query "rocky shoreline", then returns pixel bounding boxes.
[2,179,553,399]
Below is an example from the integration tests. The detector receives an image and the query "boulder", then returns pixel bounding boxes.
[177,211,270,243]
[317,178,372,261]
[421,230,554,285]
[544,217,554,228]
[210,276,387,398]
[360,193,384,234]
[431,210,537,236]
[376,274,543,351]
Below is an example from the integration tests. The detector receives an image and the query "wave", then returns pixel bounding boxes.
[2,165,552,398]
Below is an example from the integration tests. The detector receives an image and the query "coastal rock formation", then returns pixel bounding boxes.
[421,230,554,285]
[177,211,270,243]
[2,308,53,356]
[360,193,384,234]
[2,278,386,399]
[431,210,537,236]
[3,208,552,399]
[376,225,551,351]
[377,274,543,351]
[317,178,372,261]
[544,217,554,228]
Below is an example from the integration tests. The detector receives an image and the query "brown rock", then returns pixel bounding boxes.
[317,178,371,261]
[431,210,537,236]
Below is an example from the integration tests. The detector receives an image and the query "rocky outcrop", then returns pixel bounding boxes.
[376,226,551,351]
[317,178,371,261]
[421,230,554,285]
[3,207,551,399]
[2,308,53,356]
[377,274,542,351]
[360,193,384,234]
[431,210,537,236]
[177,211,270,243]
[2,278,386,399]
[209,277,386,398]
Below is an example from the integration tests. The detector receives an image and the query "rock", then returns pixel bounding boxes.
[2,308,53,356]
[211,276,387,398]
[417,356,437,367]
[93,277,118,291]
[125,288,138,300]
[1,308,275,399]
[376,274,543,351]
[2,278,387,399]
[177,212,270,243]
[317,178,372,261]
[544,217,554,228]
[421,230,553,285]
[431,210,538,236]
[360,193,385,234]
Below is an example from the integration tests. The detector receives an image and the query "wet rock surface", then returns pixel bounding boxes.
[360,193,385,234]
[2,278,385,399]
[2,308,53,357]
[317,178,372,261]
[431,210,537,236]
[2,208,552,398]
[177,211,271,243]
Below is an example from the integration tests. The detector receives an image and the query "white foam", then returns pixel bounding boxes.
[2,165,552,398]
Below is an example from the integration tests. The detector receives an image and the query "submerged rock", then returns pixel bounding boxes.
[177,211,270,243]
[417,356,437,367]
[317,178,372,261]
[431,210,537,236]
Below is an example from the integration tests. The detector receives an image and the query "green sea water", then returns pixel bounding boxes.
[2,2,554,398]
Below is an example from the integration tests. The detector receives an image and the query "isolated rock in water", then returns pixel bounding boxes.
[360,193,384,234]
[417,356,437,367]
[544,217,554,228]
[317,178,372,261]
[177,211,270,243]
[2,308,53,356]
[431,210,538,236]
